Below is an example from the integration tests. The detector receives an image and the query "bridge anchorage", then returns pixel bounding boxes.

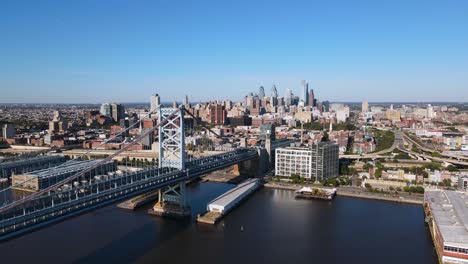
[150,106,191,218]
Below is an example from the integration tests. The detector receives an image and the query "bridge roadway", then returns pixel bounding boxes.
[0,148,258,241]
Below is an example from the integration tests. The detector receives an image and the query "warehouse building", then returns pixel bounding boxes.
[425,190,468,263]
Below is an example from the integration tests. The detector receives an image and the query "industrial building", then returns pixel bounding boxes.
[425,190,468,263]
[275,141,339,180]
[0,155,67,179]
[207,178,261,214]
[12,159,117,192]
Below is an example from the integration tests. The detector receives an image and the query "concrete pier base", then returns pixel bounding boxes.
[148,202,191,218]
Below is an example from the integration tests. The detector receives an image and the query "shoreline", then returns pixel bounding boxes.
[336,191,423,205]
[264,182,423,205]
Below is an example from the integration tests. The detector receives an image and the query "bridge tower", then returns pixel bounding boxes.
[151,106,191,217]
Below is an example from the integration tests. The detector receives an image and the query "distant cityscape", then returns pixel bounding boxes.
[0,81,467,263]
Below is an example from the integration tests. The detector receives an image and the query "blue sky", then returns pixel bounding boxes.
[1,0,467,103]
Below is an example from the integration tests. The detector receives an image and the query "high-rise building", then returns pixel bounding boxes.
[362,101,369,112]
[308,88,315,107]
[111,103,125,122]
[258,86,265,98]
[275,142,339,180]
[1,124,15,139]
[183,95,189,106]
[100,103,111,117]
[150,94,161,113]
[285,89,293,106]
[271,85,278,98]
[245,95,254,110]
[301,80,309,104]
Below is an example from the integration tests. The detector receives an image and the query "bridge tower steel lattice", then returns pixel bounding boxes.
[155,106,190,216]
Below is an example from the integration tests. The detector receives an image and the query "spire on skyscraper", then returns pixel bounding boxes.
[258,86,265,98]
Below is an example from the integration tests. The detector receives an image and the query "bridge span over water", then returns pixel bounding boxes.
[0,106,295,241]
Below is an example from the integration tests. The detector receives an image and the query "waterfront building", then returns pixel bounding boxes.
[275,141,339,180]
[425,190,468,263]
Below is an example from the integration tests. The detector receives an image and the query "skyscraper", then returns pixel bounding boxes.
[150,94,161,113]
[258,86,265,98]
[285,88,293,106]
[301,80,309,104]
[183,95,189,105]
[100,103,111,116]
[271,85,278,98]
[111,103,125,122]
[308,88,315,107]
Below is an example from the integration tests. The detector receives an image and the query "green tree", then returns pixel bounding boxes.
[447,165,459,172]
[321,131,329,142]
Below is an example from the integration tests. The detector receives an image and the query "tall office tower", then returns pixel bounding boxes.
[277,97,284,106]
[258,86,265,98]
[111,103,125,122]
[172,101,178,109]
[100,103,111,117]
[308,88,315,107]
[271,85,278,98]
[285,89,293,106]
[245,95,254,109]
[362,101,369,112]
[301,80,309,104]
[183,95,189,105]
[150,94,161,113]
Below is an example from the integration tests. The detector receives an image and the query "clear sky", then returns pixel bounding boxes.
[1,0,467,103]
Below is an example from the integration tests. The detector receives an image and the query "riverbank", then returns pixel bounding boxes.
[337,188,423,205]
[264,182,423,205]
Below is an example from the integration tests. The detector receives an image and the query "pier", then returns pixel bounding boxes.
[197,178,262,224]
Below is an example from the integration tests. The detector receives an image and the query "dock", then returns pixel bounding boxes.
[197,178,262,224]
[117,191,159,210]
[294,187,336,200]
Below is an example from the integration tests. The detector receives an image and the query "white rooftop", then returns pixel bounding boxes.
[426,190,468,247]
[209,178,259,207]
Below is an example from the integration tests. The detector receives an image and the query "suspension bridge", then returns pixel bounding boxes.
[0,105,295,241]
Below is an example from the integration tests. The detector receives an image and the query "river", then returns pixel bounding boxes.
[0,182,437,264]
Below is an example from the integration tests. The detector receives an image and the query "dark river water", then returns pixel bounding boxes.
[0,182,437,264]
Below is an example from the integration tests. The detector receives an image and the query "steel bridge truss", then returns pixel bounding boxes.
[0,149,258,241]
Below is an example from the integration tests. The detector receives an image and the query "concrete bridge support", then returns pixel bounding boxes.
[232,148,269,177]
[150,182,191,218]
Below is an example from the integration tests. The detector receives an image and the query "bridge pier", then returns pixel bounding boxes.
[149,182,191,218]
[232,149,268,178]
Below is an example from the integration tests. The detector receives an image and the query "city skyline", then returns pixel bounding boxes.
[1,0,468,103]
